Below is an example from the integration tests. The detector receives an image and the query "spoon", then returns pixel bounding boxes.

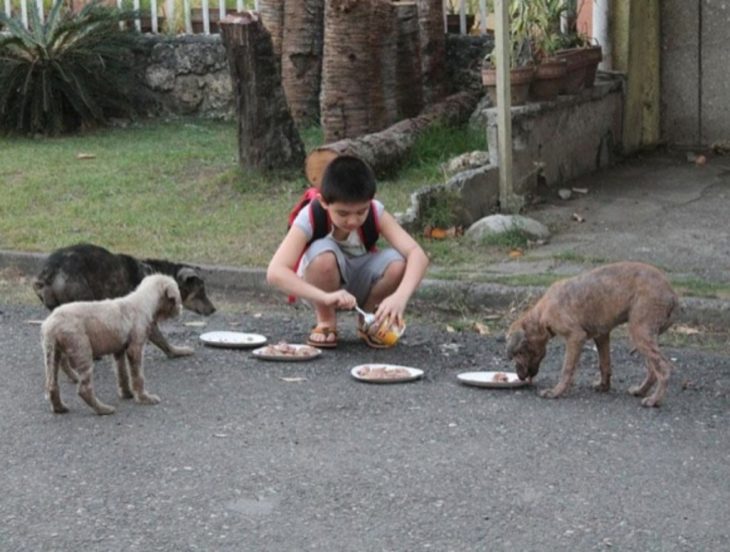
[354,305,376,327]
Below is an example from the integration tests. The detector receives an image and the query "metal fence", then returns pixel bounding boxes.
[3,0,489,36]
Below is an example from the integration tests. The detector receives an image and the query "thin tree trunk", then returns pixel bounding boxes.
[394,1,423,119]
[258,0,285,59]
[306,91,479,185]
[281,0,325,126]
[221,13,305,171]
[417,0,447,105]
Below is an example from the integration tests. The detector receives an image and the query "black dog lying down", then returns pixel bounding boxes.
[33,243,216,358]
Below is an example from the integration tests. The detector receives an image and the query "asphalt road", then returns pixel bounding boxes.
[1,297,728,552]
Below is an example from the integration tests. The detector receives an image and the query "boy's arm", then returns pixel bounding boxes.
[376,210,430,319]
[266,226,355,308]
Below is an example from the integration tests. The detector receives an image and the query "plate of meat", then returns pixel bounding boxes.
[350,364,423,384]
[457,371,528,388]
[200,331,267,349]
[251,342,322,361]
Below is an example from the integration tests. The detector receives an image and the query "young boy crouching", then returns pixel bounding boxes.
[266,156,429,348]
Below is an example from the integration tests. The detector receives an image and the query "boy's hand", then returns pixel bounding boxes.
[374,294,408,327]
[324,290,357,310]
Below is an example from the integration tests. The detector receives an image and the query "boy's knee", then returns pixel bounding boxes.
[307,252,339,278]
[382,260,406,283]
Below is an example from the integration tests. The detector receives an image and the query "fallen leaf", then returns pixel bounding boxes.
[279,376,307,383]
[445,325,456,333]
[571,187,588,194]
[572,213,586,223]
[25,319,45,325]
[430,227,448,240]
[253,313,263,319]
[213,433,228,438]
[672,324,700,335]
[508,249,523,258]
[184,321,206,327]
[76,152,96,160]
[695,154,707,165]
[473,322,491,335]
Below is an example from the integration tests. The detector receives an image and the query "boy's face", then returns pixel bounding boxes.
[320,199,371,233]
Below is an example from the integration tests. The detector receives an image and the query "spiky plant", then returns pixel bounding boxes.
[0,0,147,135]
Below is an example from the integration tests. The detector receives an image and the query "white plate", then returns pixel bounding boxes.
[457,371,528,389]
[350,364,424,384]
[251,343,322,361]
[200,331,268,349]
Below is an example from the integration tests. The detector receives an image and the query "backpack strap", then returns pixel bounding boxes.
[358,200,380,251]
[308,198,331,245]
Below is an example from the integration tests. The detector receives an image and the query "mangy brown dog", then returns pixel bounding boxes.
[506,262,678,407]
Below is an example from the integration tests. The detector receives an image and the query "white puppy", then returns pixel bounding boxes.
[41,274,183,415]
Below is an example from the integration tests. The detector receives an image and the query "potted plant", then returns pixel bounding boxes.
[480,0,535,106]
[528,0,569,101]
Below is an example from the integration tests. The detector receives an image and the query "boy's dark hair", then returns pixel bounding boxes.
[320,156,376,204]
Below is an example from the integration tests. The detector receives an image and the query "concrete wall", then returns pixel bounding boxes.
[485,76,623,196]
[661,1,730,146]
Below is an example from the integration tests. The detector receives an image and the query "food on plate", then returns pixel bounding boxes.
[260,341,317,357]
[492,372,510,383]
[356,365,412,380]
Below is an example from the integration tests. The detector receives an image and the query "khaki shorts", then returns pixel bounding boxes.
[301,237,404,306]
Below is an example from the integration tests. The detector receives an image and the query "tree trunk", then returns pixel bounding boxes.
[393,1,423,119]
[368,0,398,132]
[281,0,325,126]
[220,13,305,171]
[321,0,372,142]
[306,91,479,186]
[417,0,447,105]
[258,0,285,59]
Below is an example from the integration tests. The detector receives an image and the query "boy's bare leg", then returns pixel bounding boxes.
[304,252,340,345]
[363,261,406,313]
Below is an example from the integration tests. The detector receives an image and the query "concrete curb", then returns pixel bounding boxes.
[2,249,729,329]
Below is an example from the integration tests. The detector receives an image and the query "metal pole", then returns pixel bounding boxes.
[593,0,612,70]
[494,0,516,213]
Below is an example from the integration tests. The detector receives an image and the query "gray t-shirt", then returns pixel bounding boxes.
[293,199,385,258]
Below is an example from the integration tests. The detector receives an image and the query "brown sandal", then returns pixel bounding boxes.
[307,326,338,348]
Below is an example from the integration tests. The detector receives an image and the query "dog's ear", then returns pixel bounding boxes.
[506,329,526,359]
[177,267,199,283]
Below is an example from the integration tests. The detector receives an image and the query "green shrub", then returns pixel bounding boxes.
[0,0,147,135]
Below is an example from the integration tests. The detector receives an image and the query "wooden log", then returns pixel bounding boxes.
[281,0,325,126]
[220,13,305,171]
[258,0,285,58]
[417,0,447,105]
[393,1,423,119]
[305,91,479,186]
[321,0,372,142]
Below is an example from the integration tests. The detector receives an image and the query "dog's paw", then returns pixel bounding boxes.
[95,404,116,415]
[641,396,661,408]
[628,385,648,397]
[592,380,610,392]
[539,388,560,399]
[136,393,160,405]
[51,403,69,414]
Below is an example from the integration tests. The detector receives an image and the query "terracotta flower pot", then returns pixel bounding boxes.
[530,57,567,101]
[582,45,603,88]
[481,65,535,107]
[554,48,587,94]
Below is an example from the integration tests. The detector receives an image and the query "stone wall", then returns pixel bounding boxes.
[136,34,488,120]
[138,35,233,119]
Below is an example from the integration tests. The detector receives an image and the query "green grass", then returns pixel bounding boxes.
[0,118,486,268]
